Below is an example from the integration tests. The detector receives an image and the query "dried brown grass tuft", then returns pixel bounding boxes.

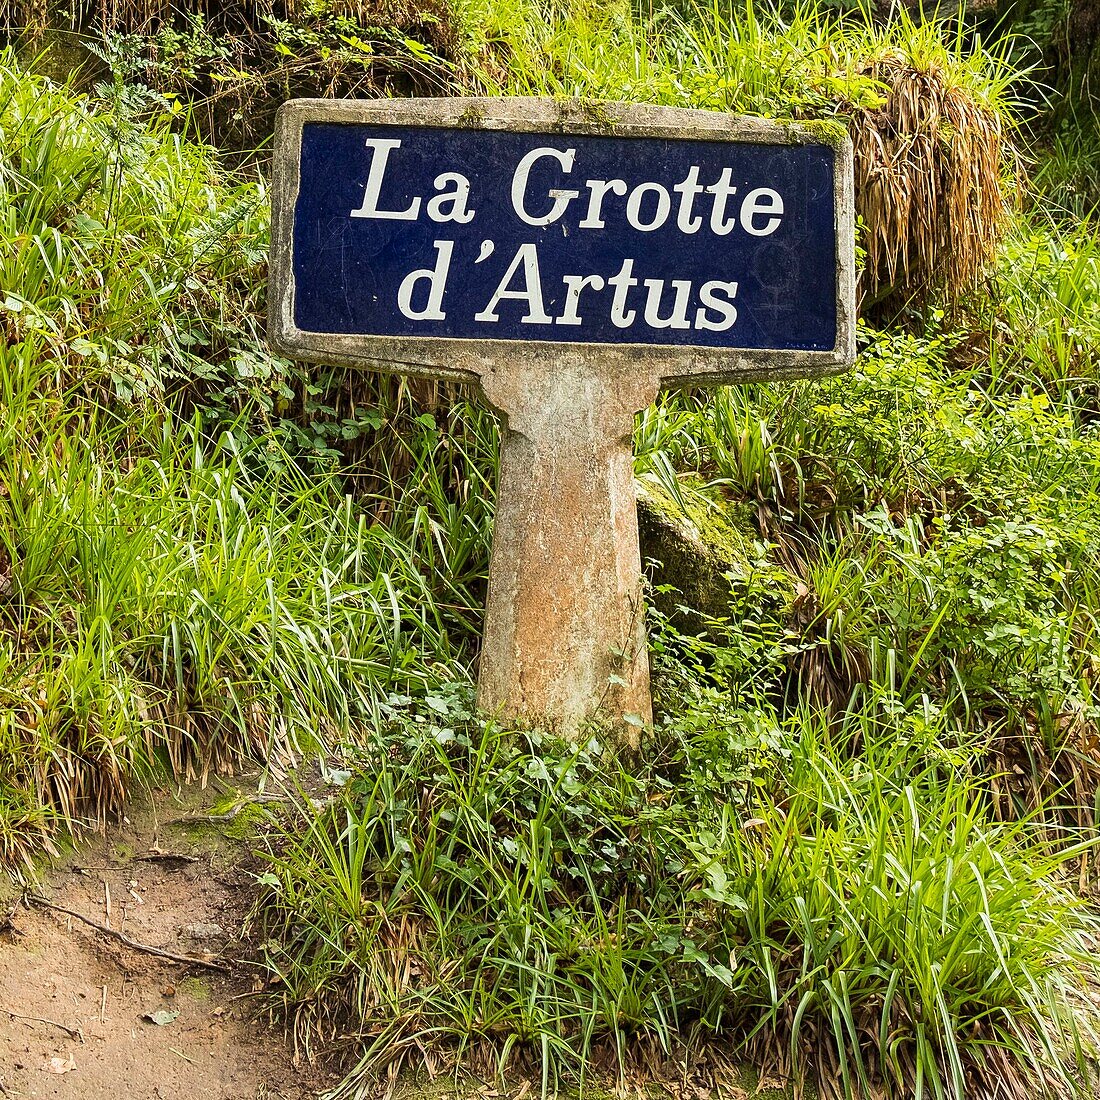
[849,52,1015,311]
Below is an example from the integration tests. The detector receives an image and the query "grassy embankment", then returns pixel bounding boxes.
[0,59,492,864]
[3,2,1100,1097]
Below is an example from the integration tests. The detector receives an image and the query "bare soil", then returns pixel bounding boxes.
[0,778,333,1100]
[0,780,792,1100]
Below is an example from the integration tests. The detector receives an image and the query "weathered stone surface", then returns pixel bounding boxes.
[478,362,657,749]
[637,482,755,634]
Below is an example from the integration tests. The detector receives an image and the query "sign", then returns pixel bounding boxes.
[289,124,839,351]
[270,98,856,744]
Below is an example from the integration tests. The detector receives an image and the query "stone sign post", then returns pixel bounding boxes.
[269,97,855,747]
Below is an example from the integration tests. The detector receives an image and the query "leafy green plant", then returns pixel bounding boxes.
[987,219,1100,390]
[0,55,495,860]
[0,412,487,845]
[250,692,1100,1100]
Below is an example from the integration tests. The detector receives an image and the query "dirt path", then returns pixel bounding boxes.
[0,783,787,1100]
[0,780,332,1100]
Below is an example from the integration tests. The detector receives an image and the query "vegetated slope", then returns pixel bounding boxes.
[251,694,1100,1100]
[0,57,492,867]
[3,0,459,151]
[987,0,1100,216]
[245,5,1100,1099]
[2,1,1100,1098]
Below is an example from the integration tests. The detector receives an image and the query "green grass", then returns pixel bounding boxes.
[0,55,496,863]
[629,278,1100,817]
[459,0,1025,117]
[0,407,492,861]
[1031,126,1100,220]
[986,217,1100,391]
[3,9,1100,1100]
[0,57,268,407]
[251,691,1100,1100]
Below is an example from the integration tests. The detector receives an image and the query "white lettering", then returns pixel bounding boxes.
[707,168,738,236]
[625,182,672,232]
[426,172,475,224]
[511,148,578,227]
[607,259,638,329]
[349,138,420,221]
[396,240,453,321]
[475,243,552,324]
[556,274,605,326]
[695,280,739,330]
[740,187,784,236]
[673,166,704,234]
[578,179,628,229]
[643,279,692,329]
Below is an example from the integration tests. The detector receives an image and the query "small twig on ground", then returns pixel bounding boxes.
[26,895,231,973]
[2,1007,84,1042]
[171,813,240,825]
[135,853,200,866]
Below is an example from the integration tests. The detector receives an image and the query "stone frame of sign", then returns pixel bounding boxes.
[269,97,855,383]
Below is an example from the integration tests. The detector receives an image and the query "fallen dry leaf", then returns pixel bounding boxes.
[142,1008,180,1027]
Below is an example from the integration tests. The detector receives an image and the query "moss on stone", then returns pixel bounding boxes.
[224,800,271,840]
[788,117,850,146]
[576,98,619,130]
[637,478,758,631]
[456,104,486,127]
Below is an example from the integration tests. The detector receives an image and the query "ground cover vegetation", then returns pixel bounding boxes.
[3,0,1100,1097]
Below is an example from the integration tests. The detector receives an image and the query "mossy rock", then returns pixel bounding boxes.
[637,479,757,635]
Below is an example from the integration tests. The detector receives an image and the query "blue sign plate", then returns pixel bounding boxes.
[270,99,855,380]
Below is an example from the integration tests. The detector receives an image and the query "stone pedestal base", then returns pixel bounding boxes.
[477,360,657,747]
